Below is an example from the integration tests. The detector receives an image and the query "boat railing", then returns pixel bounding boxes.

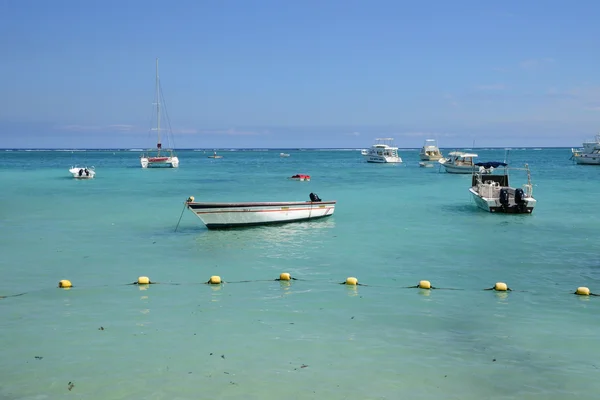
[504,164,534,197]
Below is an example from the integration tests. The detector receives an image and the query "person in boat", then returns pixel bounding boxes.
[84,168,89,176]
[78,169,83,177]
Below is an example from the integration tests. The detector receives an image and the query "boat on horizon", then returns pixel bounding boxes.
[361,138,402,163]
[69,166,95,179]
[208,151,223,159]
[419,139,443,161]
[571,133,600,165]
[140,58,179,168]
[184,193,335,229]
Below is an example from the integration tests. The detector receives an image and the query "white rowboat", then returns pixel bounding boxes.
[185,193,335,229]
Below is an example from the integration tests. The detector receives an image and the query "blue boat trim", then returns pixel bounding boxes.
[188,201,336,210]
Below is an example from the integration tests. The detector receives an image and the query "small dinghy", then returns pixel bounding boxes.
[290,174,310,181]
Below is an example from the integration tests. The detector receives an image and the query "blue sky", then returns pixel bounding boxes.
[1,0,599,148]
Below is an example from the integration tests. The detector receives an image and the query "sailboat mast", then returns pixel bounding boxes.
[156,58,161,152]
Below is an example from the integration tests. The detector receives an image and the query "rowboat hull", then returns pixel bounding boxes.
[440,163,478,174]
[186,200,336,229]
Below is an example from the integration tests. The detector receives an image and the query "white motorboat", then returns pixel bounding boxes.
[185,193,335,229]
[69,166,95,179]
[361,138,402,163]
[140,58,179,168]
[280,152,290,157]
[419,139,443,161]
[207,151,223,159]
[438,151,479,174]
[468,162,536,214]
[581,133,600,153]
[571,133,600,165]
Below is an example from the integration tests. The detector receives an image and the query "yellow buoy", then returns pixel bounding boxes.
[58,280,72,288]
[208,275,222,285]
[494,282,508,292]
[345,277,358,286]
[137,276,150,285]
[418,280,431,289]
[279,272,291,281]
[576,286,590,296]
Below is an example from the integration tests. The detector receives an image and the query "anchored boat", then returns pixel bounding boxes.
[140,58,179,168]
[438,151,479,174]
[184,193,336,229]
[419,139,443,161]
[571,133,600,165]
[361,138,402,163]
[69,166,95,179]
[468,162,536,214]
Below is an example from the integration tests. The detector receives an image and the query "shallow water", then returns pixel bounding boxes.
[1,148,599,399]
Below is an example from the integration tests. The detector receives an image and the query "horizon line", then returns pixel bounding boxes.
[0,146,575,150]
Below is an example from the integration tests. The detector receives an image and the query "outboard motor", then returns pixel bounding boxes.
[309,193,322,202]
[514,188,526,212]
[499,188,510,209]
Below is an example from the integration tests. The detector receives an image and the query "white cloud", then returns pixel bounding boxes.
[173,128,198,134]
[475,84,506,91]
[197,128,270,136]
[398,132,454,138]
[520,58,555,70]
[59,124,102,131]
[107,124,134,131]
[58,124,134,132]
[443,94,459,107]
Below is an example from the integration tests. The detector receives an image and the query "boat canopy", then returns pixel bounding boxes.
[448,151,478,157]
[475,161,507,168]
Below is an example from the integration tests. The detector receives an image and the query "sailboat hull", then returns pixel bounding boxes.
[141,156,179,168]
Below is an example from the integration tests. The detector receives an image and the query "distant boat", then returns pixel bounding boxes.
[290,174,310,181]
[571,133,600,165]
[361,138,402,163]
[438,151,479,174]
[140,58,179,168]
[208,151,223,159]
[69,166,95,179]
[419,139,443,161]
[184,193,335,229]
[280,152,290,157]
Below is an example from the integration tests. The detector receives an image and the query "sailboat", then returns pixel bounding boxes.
[140,58,179,168]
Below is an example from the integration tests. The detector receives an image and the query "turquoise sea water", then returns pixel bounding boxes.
[1,148,599,400]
